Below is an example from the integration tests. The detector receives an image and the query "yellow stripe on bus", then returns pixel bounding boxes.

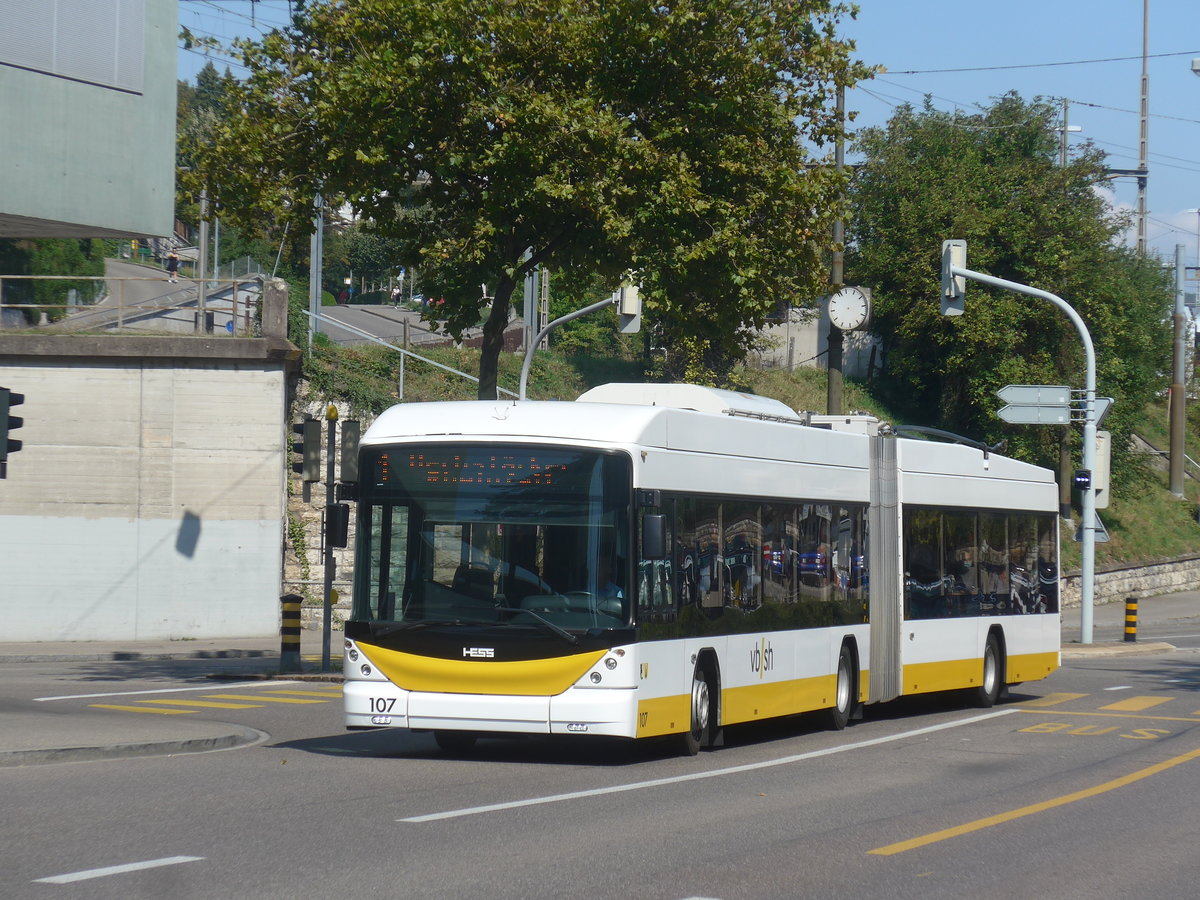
[1007,651,1060,683]
[904,651,1060,696]
[723,673,838,724]
[902,658,986,695]
[636,694,690,737]
[360,645,607,696]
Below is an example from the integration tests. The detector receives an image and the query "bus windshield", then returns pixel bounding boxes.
[352,444,632,632]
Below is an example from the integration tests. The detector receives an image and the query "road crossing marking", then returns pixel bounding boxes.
[81,685,342,715]
[1099,696,1173,712]
[1020,693,1087,707]
[88,704,196,715]
[137,698,264,709]
[204,693,327,704]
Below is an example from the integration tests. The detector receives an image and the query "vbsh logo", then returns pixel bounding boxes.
[750,639,774,677]
[463,647,495,658]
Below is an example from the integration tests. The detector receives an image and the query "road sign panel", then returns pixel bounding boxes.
[1073,512,1110,543]
[996,384,1071,406]
[997,404,1071,425]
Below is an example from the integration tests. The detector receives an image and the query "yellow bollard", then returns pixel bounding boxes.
[1123,596,1138,643]
[281,593,303,672]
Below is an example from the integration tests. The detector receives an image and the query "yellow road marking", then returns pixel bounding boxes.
[89,704,196,715]
[262,689,342,698]
[1099,696,1172,712]
[869,745,1200,856]
[137,699,263,709]
[1017,709,1200,724]
[205,694,325,704]
[1021,692,1087,707]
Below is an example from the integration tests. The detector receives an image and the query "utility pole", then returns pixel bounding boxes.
[1136,0,1149,255]
[826,83,846,416]
[1170,243,1187,496]
[308,191,324,348]
[197,189,209,325]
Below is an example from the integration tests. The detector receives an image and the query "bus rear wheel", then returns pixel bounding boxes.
[678,667,712,756]
[825,643,855,731]
[973,635,1004,708]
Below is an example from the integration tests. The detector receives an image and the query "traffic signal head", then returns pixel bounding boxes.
[0,386,24,465]
[291,417,320,483]
[941,239,967,316]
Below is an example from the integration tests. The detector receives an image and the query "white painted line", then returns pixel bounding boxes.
[35,682,298,702]
[398,709,1019,823]
[1103,686,1133,692]
[34,855,204,884]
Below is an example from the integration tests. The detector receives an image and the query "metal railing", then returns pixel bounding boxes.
[0,274,264,336]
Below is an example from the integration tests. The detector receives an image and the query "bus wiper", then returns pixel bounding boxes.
[496,607,580,645]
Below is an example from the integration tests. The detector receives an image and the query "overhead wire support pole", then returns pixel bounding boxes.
[946,261,1098,644]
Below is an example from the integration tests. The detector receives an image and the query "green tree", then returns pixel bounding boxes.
[190,0,868,397]
[847,94,1171,479]
[0,239,104,323]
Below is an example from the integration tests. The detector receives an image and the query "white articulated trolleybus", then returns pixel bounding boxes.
[343,384,1060,755]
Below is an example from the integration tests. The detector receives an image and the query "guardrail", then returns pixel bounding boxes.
[0,274,263,336]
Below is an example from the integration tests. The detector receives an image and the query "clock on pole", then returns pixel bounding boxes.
[827,286,871,331]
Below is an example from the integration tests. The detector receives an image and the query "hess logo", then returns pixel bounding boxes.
[463,647,495,658]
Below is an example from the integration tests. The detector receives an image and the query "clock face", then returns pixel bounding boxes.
[828,286,870,331]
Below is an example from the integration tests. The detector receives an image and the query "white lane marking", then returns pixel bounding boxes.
[35,682,297,702]
[398,709,1019,823]
[1103,686,1133,692]
[34,856,204,884]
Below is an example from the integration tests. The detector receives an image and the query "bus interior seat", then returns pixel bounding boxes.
[452,564,493,602]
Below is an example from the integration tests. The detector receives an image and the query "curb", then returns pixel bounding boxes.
[0,725,270,768]
[1061,641,1176,659]
[0,650,276,664]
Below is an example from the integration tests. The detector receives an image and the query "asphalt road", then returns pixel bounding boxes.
[4,644,1200,900]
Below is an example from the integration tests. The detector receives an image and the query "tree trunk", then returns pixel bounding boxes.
[477,277,516,399]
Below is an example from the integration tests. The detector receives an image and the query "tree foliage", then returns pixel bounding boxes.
[188,0,869,396]
[847,94,1172,478]
[0,239,104,322]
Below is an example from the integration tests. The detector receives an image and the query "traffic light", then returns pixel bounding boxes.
[291,416,320,482]
[326,502,350,548]
[0,387,24,477]
[941,239,967,316]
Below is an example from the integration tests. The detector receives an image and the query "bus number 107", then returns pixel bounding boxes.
[370,697,396,713]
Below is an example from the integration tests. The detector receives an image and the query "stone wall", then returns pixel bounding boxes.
[1061,555,1200,609]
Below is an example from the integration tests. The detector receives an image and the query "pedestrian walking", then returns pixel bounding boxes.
[165,250,180,283]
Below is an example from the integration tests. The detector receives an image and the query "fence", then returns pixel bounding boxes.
[0,274,264,337]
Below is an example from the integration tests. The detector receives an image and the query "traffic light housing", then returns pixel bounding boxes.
[292,417,320,482]
[0,387,24,473]
[941,239,967,316]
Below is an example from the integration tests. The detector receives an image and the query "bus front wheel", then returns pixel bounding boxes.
[678,667,712,756]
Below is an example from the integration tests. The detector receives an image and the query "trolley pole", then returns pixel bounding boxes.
[322,403,338,672]
[941,241,1099,643]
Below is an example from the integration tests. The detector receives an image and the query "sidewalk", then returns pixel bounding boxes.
[0,628,341,768]
[1,593,1196,767]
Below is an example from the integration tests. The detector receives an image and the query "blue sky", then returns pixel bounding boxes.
[178,0,1200,264]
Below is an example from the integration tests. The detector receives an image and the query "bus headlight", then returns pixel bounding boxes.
[605,657,618,670]
[590,671,602,684]
[361,664,373,677]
